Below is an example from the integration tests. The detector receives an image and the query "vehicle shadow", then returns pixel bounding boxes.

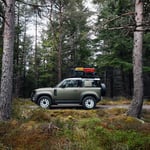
[50,104,83,110]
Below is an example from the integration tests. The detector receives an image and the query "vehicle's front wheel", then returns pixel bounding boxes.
[38,96,51,109]
[82,96,96,110]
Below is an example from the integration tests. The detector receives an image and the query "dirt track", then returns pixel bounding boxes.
[29,103,150,110]
[45,104,150,110]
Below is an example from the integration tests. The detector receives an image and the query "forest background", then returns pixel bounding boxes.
[0,1,150,148]
[0,0,150,99]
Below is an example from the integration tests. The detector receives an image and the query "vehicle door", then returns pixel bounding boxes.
[54,79,82,103]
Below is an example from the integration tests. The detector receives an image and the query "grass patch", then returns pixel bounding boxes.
[99,97,150,105]
[0,98,149,150]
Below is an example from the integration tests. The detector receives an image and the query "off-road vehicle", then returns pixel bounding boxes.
[31,77,106,109]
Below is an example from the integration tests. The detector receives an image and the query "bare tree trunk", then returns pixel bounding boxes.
[127,0,143,118]
[0,0,15,121]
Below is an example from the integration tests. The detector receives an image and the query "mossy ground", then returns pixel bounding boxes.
[0,98,149,150]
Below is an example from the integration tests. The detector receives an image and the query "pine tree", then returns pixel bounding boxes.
[0,0,15,121]
[127,0,144,118]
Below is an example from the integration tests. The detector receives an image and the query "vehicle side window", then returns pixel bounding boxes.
[84,80,92,87]
[68,80,76,87]
[83,80,100,87]
[92,80,100,87]
[64,80,72,87]
[61,80,82,88]
[71,80,83,87]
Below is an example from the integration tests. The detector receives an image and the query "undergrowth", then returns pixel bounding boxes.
[0,98,149,150]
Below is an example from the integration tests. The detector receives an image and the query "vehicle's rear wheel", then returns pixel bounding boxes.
[82,96,96,110]
[38,96,51,109]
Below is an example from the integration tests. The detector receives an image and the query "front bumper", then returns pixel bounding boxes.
[31,91,37,102]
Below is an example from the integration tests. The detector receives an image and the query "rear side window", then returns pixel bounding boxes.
[83,80,100,87]
[84,80,92,87]
[92,80,100,87]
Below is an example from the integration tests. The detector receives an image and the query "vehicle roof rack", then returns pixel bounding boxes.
[71,67,98,78]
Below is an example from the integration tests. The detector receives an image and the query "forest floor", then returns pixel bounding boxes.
[0,98,150,150]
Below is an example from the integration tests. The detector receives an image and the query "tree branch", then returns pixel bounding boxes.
[106,25,135,31]
[105,25,150,32]
[103,11,135,26]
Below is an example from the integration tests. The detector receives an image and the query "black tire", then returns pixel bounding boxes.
[82,96,96,110]
[38,96,51,109]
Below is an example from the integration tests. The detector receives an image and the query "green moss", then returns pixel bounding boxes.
[0,98,149,150]
[78,117,101,129]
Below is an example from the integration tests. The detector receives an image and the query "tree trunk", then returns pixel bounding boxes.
[57,2,63,82]
[127,0,143,118]
[0,0,15,121]
[14,2,21,97]
[49,0,63,82]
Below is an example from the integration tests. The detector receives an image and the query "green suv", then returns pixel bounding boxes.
[31,78,106,109]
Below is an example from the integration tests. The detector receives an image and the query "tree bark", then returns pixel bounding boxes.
[127,0,144,118]
[0,0,15,121]
[57,1,63,82]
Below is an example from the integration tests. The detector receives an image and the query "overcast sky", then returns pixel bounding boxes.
[27,0,98,46]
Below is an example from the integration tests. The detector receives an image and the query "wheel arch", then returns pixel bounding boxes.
[37,94,53,104]
[81,94,97,103]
